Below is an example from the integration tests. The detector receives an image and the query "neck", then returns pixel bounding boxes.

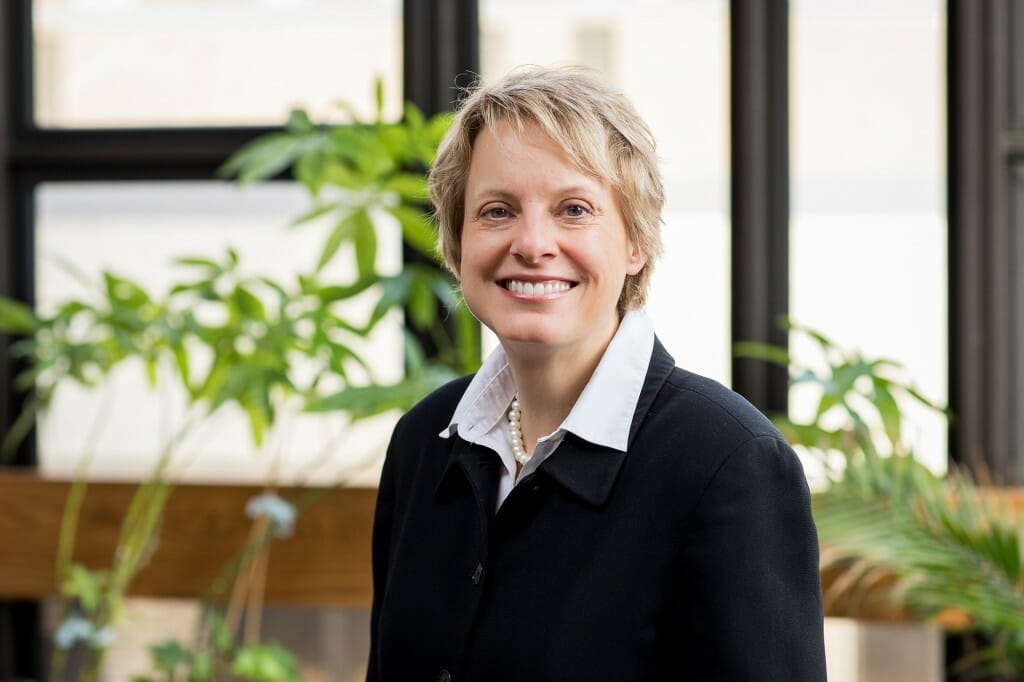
[504,316,622,453]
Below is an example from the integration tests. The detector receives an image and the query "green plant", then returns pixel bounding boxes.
[0,87,477,680]
[737,322,1024,679]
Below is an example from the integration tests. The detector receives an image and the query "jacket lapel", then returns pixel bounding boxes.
[540,337,676,507]
[434,436,502,517]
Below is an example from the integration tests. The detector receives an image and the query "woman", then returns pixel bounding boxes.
[368,66,826,681]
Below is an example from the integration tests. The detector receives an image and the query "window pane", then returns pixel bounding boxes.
[34,182,403,483]
[32,0,402,128]
[479,0,730,383]
[790,0,948,474]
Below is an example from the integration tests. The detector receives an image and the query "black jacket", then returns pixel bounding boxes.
[368,340,827,681]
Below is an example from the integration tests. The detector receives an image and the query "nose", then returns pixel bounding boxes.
[509,210,558,263]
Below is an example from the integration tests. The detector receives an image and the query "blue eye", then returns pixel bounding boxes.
[485,207,509,219]
[565,204,589,217]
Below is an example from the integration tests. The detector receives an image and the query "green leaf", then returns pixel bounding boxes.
[231,643,300,682]
[315,279,376,303]
[382,173,429,201]
[388,205,439,260]
[210,613,235,653]
[61,563,106,612]
[234,285,267,321]
[374,78,385,123]
[190,651,214,681]
[173,257,222,272]
[408,272,436,329]
[1,397,39,460]
[454,304,482,374]
[289,200,341,227]
[317,211,361,272]
[144,356,158,387]
[294,149,327,195]
[871,380,904,446]
[172,343,192,394]
[0,297,40,334]
[218,133,304,184]
[353,210,378,279]
[306,366,457,419]
[403,101,426,131]
[103,272,152,308]
[403,331,427,376]
[285,108,314,135]
[242,376,273,447]
[732,340,791,367]
[149,640,188,674]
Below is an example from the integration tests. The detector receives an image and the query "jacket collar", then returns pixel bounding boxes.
[435,338,676,509]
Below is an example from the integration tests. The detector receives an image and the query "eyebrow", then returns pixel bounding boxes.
[468,184,601,202]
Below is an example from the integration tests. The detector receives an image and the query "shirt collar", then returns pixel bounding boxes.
[436,333,679,508]
[440,309,655,453]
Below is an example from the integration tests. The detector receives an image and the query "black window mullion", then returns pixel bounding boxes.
[948,0,1022,484]
[12,128,277,177]
[403,0,478,118]
[401,0,479,361]
[730,0,790,415]
[0,1,45,678]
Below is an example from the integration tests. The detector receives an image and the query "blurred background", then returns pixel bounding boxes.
[1,0,1020,680]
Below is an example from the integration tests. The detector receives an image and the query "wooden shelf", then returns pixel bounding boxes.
[3,469,1022,618]
[0,470,376,608]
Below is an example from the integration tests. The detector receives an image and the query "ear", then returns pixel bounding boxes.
[625,241,647,276]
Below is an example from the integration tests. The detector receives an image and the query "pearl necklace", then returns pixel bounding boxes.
[507,396,531,464]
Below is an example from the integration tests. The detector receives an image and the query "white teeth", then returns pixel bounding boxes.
[504,280,571,295]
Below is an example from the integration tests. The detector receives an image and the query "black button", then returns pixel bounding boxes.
[471,562,483,585]
[437,670,452,682]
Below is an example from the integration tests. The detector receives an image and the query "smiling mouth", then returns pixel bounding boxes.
[501,279,575,296]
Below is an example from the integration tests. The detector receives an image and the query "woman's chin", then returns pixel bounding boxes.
[492,324,564,350]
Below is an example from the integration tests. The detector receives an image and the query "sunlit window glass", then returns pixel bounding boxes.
[790,0,947,474]
[32,0,402,128]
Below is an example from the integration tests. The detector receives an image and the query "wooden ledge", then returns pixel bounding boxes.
[0,470,376,608]
[3,470,1023,617]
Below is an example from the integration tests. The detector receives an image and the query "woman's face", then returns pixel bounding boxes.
[459,120,646,357]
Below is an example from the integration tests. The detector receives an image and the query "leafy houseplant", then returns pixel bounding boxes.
[737,323,1024,679]
[0,87,479,681]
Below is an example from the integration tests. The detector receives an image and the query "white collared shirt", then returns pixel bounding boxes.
[440,309,656,508]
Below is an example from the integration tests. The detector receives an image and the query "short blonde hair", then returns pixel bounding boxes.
[428,65,665,311]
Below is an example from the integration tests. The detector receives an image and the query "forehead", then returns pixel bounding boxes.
[465,120,607,193]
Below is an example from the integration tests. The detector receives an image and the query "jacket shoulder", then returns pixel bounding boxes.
[654,366,785,444]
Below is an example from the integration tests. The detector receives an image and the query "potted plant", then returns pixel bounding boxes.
[738,323,1024,681]
[0,88,478,680]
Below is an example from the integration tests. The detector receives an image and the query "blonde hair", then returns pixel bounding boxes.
[428,65,665,310]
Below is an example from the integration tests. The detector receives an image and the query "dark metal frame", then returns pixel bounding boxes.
[729,0,790,414]
[0,2,43,676]
[948,0,1023,484]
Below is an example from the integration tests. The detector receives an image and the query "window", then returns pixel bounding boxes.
[790,0,948,474]
[34,181,402,484]
[32,0,402,128]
